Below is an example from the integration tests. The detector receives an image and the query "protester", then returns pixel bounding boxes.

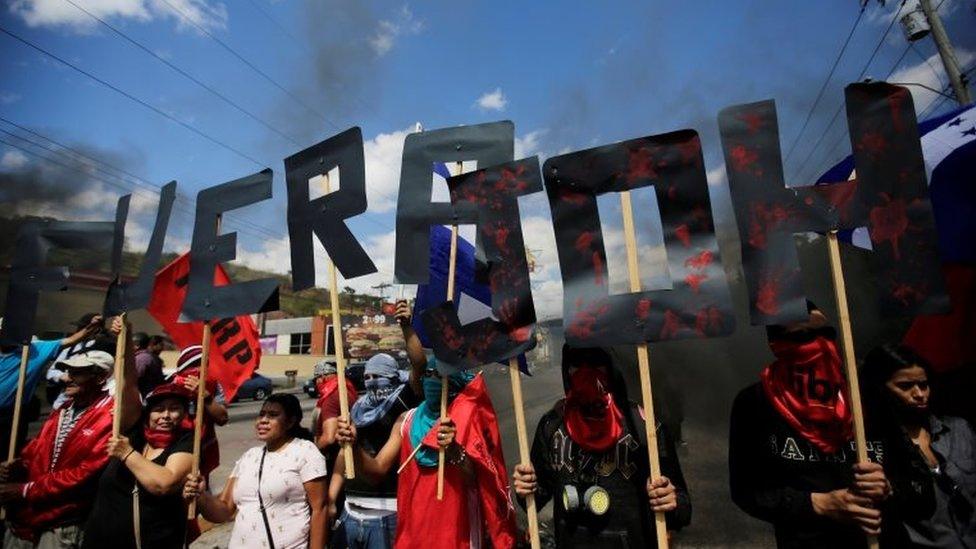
[0,315,104,458]
[82,380,194,549]
[310,354,358,539]
[861,344,976,547]
[45,313,115,407]
[330,301,423,549]
[511,345,690,548]
[312,359,359,455]
[133,333,166,396]
[0,316,141,549]
[183,393,328,549]
[336,325,516,548]
[167,345,229,481]
[728,303,895,548]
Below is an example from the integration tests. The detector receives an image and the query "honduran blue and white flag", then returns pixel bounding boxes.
[817,103,975,264]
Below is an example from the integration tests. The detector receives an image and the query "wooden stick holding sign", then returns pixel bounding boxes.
[112,313,128,437]
[187,214,220,520]
[619,191,670,549]
[0,345,31,520]
[322,173,356,480]
[186,320,213,519]
[826,230,879,549]
[436,160,463,501]
[508,357,541,549]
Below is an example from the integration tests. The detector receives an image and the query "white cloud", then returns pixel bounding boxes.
[475,88,507,111]
[369,5,424,56]
[9,0,227,33]
[706,163,727,187]
[363,125,413,213]
[889,48,975,115]
[1,150,29,170]
[515,129,547,159]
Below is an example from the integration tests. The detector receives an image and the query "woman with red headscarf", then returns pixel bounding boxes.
[512,345,690,548]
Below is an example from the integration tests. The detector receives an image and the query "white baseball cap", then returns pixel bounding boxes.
[58,350,114,373]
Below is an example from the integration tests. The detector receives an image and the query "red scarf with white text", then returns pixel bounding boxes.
[761,335,853,453]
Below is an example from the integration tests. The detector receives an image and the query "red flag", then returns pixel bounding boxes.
[147,253,262,402]
[903,263,976,372]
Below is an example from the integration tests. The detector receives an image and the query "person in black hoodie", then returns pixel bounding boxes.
[728,303,896,548]
[512,345,690,548]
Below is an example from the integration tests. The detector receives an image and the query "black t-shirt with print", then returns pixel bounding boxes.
[729,382,927,549]
[525,401,690,549]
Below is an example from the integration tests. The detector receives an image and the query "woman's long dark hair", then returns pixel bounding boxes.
[263,393,314,441]
[861,344,932,410]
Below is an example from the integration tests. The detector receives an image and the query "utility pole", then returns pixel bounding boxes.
[918,0,972,105]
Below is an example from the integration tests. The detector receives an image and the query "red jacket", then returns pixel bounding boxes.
[396,374,517,549]
[10,394,113,540]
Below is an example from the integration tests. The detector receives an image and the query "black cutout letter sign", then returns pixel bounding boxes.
[182,170,280,321]
[544,130,735,347]
[719,82,947,325]
[1,220,114,345]
[104,181,177,316]
[421,157,541,368]
[395,121,514,284]
[285,127,377,290]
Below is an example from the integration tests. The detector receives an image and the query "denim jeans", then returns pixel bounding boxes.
[334,509,397,549]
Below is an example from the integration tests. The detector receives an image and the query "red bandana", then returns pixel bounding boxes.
[563,368,624,453]
[143,423,181,450]
[761,335,853,454]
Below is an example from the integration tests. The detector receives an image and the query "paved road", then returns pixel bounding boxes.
[192,372,777,548]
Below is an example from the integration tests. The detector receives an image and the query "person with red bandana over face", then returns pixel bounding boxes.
[511,345,691,548]
[728,302,896,548]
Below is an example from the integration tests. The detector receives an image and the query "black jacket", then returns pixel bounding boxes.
[729,383,926,549]
[523,400,690,549]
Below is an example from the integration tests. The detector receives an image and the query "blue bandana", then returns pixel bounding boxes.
[409,358,474,467]
[350,354,408,428]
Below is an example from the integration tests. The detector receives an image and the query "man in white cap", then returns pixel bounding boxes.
[0,316,140,549]
[0,315,105,458]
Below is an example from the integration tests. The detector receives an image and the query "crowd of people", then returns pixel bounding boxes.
[0,299,971,548]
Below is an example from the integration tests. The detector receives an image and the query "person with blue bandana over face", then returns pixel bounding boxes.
[330,301,422,549]
[336,304,517,548]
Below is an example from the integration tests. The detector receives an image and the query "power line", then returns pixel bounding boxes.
[0,117,285,242]
[61,0,305,148]
[0,25,269,169]
[156,0,339,133]
[0,28,400,236]
[783,5,866,163]
[791,1,908,182]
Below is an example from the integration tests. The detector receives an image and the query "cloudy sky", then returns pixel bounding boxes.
[1,0,973,319]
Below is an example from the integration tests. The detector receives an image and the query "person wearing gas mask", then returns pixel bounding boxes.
[728,303,897,548]
[511,345,691,548]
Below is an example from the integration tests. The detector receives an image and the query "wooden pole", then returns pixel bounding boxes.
[187,320,212,520]
[112,313,128,437]
[508,357,540,549]
[826,231,879,549]
[322,174,356,479]
[436,160,463,501]
[619,191,670,549]
[0,344,31,520]
[188,214,220,520]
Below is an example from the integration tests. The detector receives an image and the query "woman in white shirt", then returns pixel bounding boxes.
[184,393,328,549]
